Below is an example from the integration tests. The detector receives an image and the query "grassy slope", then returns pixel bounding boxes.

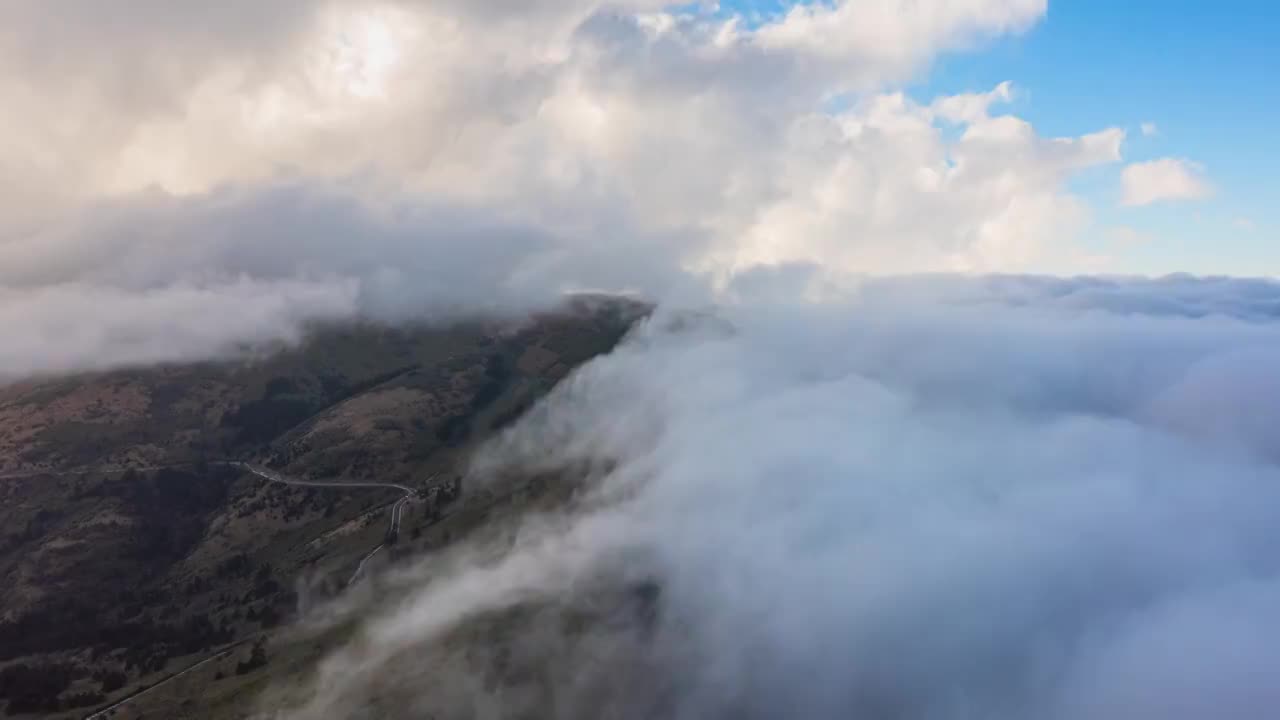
[0,299,646,718]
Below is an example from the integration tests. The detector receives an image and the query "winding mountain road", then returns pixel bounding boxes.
[231,462,422,583]
[83,638,253,720]
[230,461,414,495]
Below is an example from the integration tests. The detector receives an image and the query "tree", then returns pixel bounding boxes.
[236,639,268,675]
[99,670,127,693]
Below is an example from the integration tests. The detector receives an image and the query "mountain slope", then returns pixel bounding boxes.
[0,298,646,718]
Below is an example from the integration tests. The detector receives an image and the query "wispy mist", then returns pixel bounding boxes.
[279,276,1280,719]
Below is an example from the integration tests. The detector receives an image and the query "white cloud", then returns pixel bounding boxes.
[714,99,1124,274]
[283,275,1280,719]
[0,1,1144,377]
[1121,158,1212,207]
[754,0,1046,87]
[0,180,707,377]
[1234,217,1256,232]
[0,278,358,382]
[1106,225,1154,245]
[0,0,1047,212]
[931,80,1014,123]
[1141,121,1159,136]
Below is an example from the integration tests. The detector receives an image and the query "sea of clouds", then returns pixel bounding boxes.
[278,276,1280,719]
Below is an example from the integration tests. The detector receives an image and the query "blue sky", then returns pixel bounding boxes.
[717,0,1278,275]
[925,0,1277,275]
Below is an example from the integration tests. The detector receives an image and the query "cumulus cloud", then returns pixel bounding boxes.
[0,0,1044,210]
[281,275,1280,719]
[754,0,1046,85]
[0,0,1149,378]
[716,94,1123,275]
[1121,157,1212,207]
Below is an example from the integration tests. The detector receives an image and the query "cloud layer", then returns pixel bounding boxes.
[0,0,1156,378]
[283,275,1280,719]
[1121,157,1213,207]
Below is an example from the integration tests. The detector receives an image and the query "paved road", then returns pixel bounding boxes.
[231,462,415,495]
[234,463,435,583]
[348,544,384,585]
[83,639,252,719]
[390,494,410,534]
[2,460,417,496]
[343,475,430,584]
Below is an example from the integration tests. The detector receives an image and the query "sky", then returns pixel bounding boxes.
[0,0,1274,375]
[0,1,1275,374]
[716,0,1279,275]
[915,0,1279,275]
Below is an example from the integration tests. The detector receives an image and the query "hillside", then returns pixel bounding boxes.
[0,298,646,718]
